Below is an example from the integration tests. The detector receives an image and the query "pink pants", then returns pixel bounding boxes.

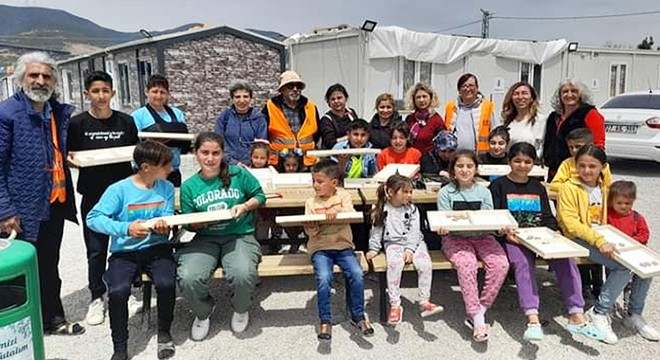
[442,235,509,316]
[385,242,433,306]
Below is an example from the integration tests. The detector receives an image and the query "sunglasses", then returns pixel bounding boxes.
[283,83,303,90]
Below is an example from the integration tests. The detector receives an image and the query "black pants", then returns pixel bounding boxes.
[81,194,110,300]
[104,245,175,352]
[35,201,67,330]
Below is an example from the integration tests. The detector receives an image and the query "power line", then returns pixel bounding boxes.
[494,9,660,21]
[434,19,481,33]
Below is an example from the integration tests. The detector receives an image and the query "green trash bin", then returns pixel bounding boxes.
[0,234,45,360]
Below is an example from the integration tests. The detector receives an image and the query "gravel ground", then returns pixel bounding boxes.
[42,158,660,360]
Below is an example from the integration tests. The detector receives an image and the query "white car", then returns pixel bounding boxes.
[600,91,660,162]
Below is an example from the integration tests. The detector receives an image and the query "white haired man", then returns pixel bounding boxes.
[0,52,84,335]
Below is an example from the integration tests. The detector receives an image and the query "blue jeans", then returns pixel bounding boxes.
[311,249,365,323]
[575,239,633,314]
[628,275,653,315]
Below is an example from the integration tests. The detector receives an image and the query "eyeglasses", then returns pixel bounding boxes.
[460,84,477,90]
[284,83,303,90]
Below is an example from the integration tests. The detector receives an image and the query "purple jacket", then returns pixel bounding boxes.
[0,91,77,241]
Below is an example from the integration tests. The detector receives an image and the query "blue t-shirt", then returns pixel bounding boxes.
[86,176,175,253]
[131,106,186,169]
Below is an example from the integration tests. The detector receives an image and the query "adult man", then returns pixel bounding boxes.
[0,52,84,335]
[262,70,320,168]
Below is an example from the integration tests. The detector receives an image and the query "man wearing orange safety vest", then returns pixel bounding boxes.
[262,70,320,168]
[444,73,498,155]
[0,52,84,335]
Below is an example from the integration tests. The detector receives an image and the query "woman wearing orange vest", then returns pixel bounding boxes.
[444,73,498,155]
[262,70,320,168]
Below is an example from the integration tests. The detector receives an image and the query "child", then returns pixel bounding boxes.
[278,148,304,173]
[366,174,443,325]
[436,149,509,342]
[86,141,176,360]
[478,126,509,165]
[550,128,612,299]
[607,180,659,341]
[67,70,139,326]
[303,160,374,341]
[246,140,270,168]
[376,121,422,170]
[131,74,187,186]
[557,145,633,344]
[489,142,603,342]
[420,130,457,183]
[333,118,377,178]
[274,148,305,253]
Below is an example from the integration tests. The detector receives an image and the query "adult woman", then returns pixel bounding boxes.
[444,73,497,154]
[501,82,546,157]
[177,132,265,340]
[404,83,446,153]
[215,81,268,165]
[319,83,358,149]
[369,93,402,149]
[542,79,605,180]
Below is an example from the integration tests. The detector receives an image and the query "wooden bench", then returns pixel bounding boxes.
[369,250,593,323]
[140,251,368,322]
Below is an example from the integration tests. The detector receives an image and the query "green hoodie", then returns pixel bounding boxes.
[180,165,265,236]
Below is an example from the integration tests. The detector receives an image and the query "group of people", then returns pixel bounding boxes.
[0,51,657,360]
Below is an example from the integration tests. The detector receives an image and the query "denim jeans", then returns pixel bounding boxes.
[575,239,633,314]
[311,249,365,323]
[628,275,653,315]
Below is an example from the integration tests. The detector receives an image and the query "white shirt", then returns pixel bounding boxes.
[506,115,546,157]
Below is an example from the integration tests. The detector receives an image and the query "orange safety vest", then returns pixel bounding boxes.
[266,99,318,166]
[49,113,66,203]
[444,99,494,154]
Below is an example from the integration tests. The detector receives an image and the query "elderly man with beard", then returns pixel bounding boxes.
[262,70,320,169]
[0,52,84,335]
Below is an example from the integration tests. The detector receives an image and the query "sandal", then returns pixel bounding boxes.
[523,323,544,341]
[565,322,606,341]
[351,318,375,337]
[317,322,332,341]
[473,324,490,342]
[157,341,175,359]
[46,321,85,336]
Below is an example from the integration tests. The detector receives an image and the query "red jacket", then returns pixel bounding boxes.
[607,209,649,244]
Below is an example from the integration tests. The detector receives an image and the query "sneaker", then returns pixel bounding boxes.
[419,301,444,318]
[587,307,618,344]
[231,312,249,333]
[387,306,403,325]
[351,317,375,337]
[85,297,105,326]
[191,316,211,341]
[128,294,144,316]
[624,314,660,341]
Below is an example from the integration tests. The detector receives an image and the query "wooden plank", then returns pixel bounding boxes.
[479,164,547,177]
[515,227,589,259]
[68,146,135,167]
[271,173,312,187]
[373,164,420,182]
[275,212,364,227]
[343,178,381,189]
[594,225,660,278]
[426,210,518,232]
[306,148,382,157]
[138,132,195,141]
[142,210,233,228]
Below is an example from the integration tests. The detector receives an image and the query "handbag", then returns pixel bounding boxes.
[142,104,191,150]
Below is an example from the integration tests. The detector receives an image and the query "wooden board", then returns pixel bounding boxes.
[515,227,589,259]
[68,146,135,167]
[373,164,420,182]
[142,210,233,228]
[306,148,381,157]
[271,173,312,187]
[138,132,195,141]
[343,178,381,189]
[426,210,518,232]
[275,212,363,227]
[248,167,279,191]
[594,224,660,278]
[479,164,548,177]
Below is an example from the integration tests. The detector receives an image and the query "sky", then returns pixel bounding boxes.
[4,0,660,47]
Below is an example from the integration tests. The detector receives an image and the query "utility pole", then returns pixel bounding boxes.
[480,9,492,38]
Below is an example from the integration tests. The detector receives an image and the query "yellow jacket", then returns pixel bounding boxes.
[557,176,609,248]
[549,157,613,193]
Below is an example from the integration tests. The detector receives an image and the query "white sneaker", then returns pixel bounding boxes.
[587,307,618,344]
[85,297,105,326]
[231,312,249,333]
[191,316,211,341]
[624,314,660,341]
[128,294,144,316]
